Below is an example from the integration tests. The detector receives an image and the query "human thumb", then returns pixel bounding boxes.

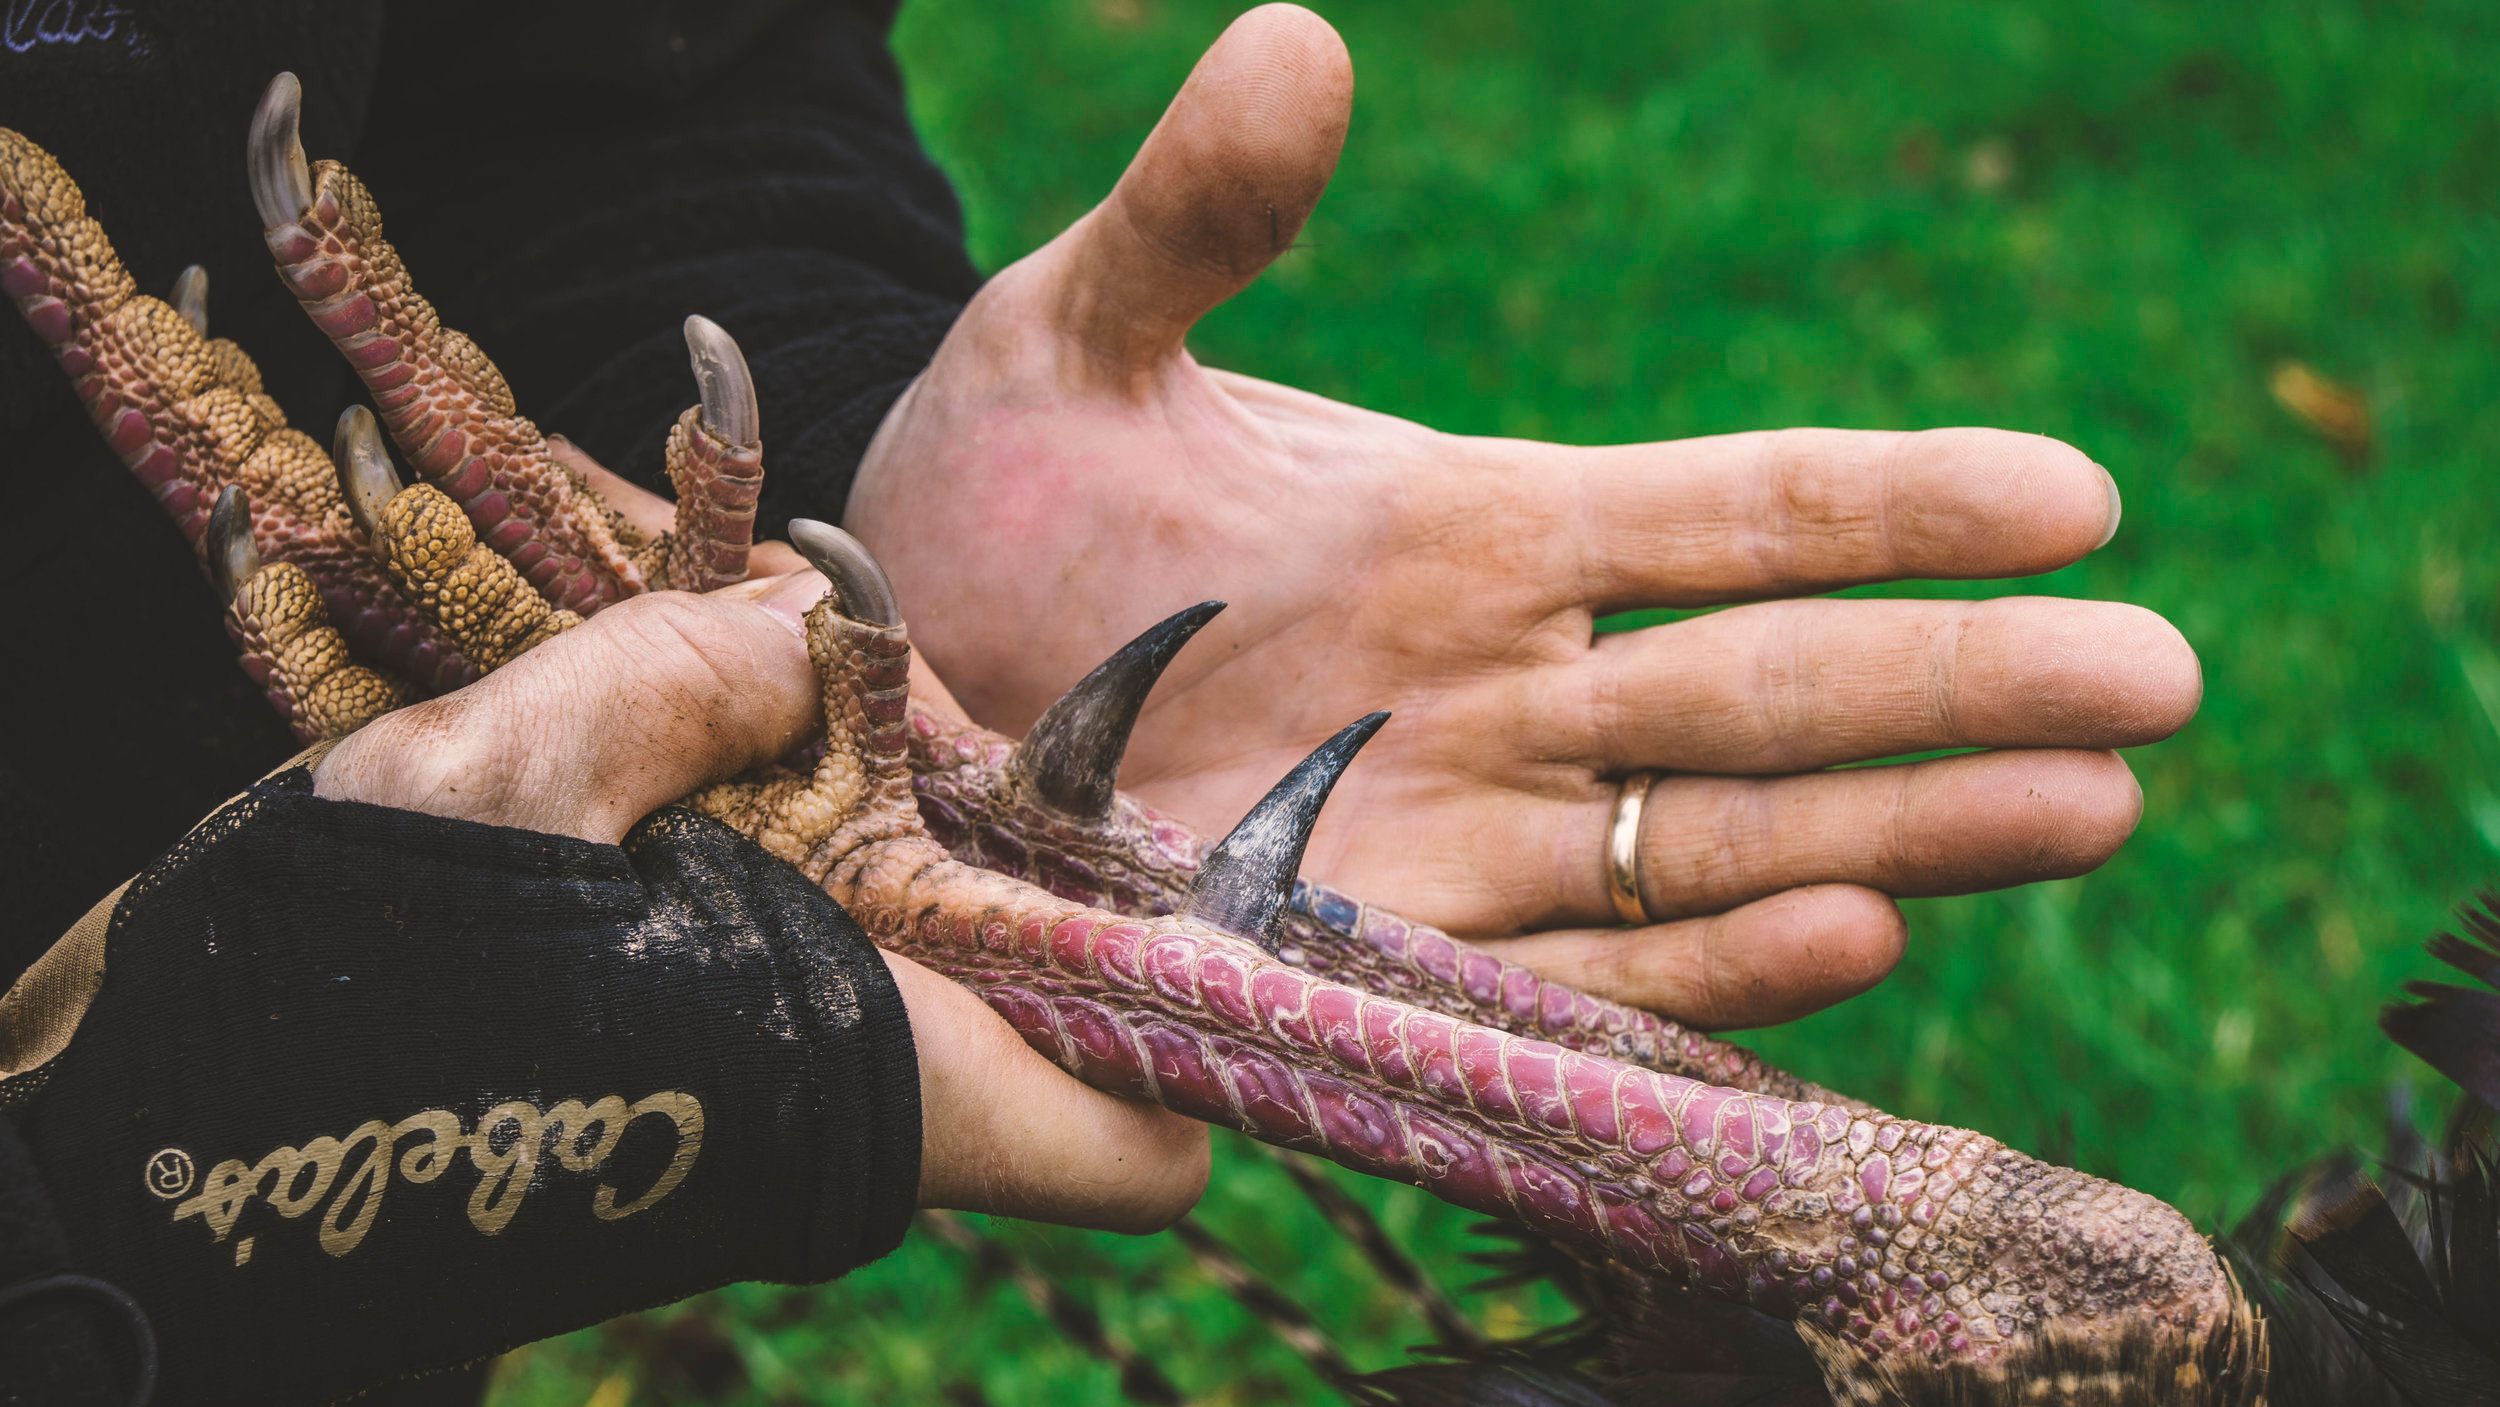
[1033,4,1352,374]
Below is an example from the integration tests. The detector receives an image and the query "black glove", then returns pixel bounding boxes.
[0,768,920,1404]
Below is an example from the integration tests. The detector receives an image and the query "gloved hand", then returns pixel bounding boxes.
[0,575,1205,1406]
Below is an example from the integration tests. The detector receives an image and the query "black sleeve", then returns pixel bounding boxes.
[354,0,985,533]
[0,770,921,1404]
[0,4,393,962]
[0,0,977,983]
[0,1118,127,1406]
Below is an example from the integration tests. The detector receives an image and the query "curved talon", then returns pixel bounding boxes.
[789,519,899,629]
[1183,712,1389,950]
[683,314,758,447]
[254,88,643,610]
[170,265,208,337]
[247,73,312,230]
[906,703,1844,1103]
[1012,601,1226,820]
[331,405,402,539]
[657,316,765,592]
[206,486,260,603]
[2,123,478,694]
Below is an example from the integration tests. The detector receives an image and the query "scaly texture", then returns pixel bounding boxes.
[6,119,769,721]
[907,704,1847,1106]
[259,158,645,615]
[0,126,474,694]
[370,482,580,671]
[688,600,2249,1388]
[11,109,2259,1397]
[224,562,405,741]
[661,404,763,593]
[863,850,2236,1372]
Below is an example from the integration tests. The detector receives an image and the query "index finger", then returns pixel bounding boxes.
[313,577,828,843]
[1549,426,2123,612]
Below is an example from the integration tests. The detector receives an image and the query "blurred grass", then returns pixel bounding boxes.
[491,1,2500,1401]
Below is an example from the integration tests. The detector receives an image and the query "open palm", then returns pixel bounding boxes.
[847,5,2199,1029]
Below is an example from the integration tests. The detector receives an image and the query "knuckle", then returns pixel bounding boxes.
[594,592,772,714]
[1580,932,1657,1011]
[1561,647,1658,772]
[1740,430,1821,586]
[1730,604,1815,766]
[1881,764,1926,878]
[1925,608,1975,741]
[1690,918,1745,1021]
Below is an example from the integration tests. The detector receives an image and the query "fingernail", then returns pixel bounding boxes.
[2095,464,2123,549]
[757,569,829,635]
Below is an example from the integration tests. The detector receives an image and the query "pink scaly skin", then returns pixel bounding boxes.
[908,702,1850,1107]
[0,127,476,697]
[660,401,764,595]
[680,599,2250,1389]
[2,111,762,712]
[699,603,2247,1388]
[258,153,648,615]
[246,76,771,619]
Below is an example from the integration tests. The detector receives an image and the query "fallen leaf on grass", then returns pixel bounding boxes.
[2270,360,2375,468]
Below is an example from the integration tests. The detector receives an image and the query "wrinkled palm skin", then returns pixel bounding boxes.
[0,107,2259,1404]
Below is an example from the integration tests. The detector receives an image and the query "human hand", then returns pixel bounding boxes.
[4,105,1199,1232]
[846,5,2200,1030]
[314,575,1208,1233]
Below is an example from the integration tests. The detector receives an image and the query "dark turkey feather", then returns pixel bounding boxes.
[2383,891,2500,1110]
[2282,1168,2500,1407]
[2219,1157,2403,1407]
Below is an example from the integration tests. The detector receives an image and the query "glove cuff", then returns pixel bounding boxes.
[3,770,920,1402]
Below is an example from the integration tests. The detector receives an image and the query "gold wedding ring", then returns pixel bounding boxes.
[1605,771,1658,926]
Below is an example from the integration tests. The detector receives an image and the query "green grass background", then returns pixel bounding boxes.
[490,1,2500,1401]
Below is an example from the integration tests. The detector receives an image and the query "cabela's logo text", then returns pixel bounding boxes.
[163,1092,704,1266]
